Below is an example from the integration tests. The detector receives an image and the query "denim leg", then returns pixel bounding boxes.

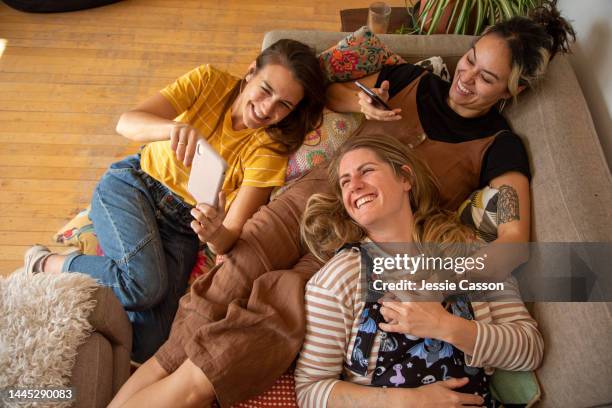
[129,219,199,363]
[65,155,199,362]
[127,183,199,363]
[66,164,167,311]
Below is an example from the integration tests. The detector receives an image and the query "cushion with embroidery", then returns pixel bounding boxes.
[275,108,364,197]
[211,369,298,408]
[318,25,406,82]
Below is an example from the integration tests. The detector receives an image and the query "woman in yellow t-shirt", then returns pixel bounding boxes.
[24,39,326,363]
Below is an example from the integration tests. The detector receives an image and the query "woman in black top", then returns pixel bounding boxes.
[328,0,575,263]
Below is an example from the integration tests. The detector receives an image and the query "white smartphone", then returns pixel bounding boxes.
[187,139,228,207]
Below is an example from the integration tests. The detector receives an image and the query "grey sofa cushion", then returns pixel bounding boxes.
[533,302,612,407]
[504,55,612,242]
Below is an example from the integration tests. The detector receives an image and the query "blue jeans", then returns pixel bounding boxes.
[63,154,199,363]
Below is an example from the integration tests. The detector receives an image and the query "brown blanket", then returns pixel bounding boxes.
[155,164,330,407]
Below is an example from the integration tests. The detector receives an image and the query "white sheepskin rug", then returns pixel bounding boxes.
[0,268,99,408]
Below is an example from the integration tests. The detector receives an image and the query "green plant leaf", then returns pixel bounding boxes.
[418,0,438,34]
[454,0,472,34]
[490,0,499,23]
[498,0,514,20]
[445,0,463,34]
[407,1,422,34]
[410,0,542,36]
[427,0,451,35]
[473,0,484,35]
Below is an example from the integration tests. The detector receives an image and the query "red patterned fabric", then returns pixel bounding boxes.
[211,369,298,408]
[188,247,224,285]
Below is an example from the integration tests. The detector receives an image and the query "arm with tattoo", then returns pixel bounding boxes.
[464,173,531,283]
[497,184,520,224]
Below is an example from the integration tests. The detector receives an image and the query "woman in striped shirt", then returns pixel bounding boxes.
[296,133,543,407]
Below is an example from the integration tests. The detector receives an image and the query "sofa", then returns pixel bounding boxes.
[66,31,611,407]
[70,286,132,408]
[261,31,612,408]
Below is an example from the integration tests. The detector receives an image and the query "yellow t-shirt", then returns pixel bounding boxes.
[140,64,288,208]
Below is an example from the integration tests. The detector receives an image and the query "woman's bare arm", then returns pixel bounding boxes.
[192,186,273,254]
[326,73,378,112]
[116,92,181,143]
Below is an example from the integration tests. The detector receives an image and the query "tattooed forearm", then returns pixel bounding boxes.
[497,184,520,224]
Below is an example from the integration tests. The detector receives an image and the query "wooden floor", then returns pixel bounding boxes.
[0,0,408,276]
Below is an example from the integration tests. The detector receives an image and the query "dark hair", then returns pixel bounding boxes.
[253,39,326,154]
[482,0,576,97]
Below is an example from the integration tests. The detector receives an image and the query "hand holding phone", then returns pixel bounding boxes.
[170,123,201,167]
[187,139,228,207]
[355,81,392,110]
[190,191,226,245]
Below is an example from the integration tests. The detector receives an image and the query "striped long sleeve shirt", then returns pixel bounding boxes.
[294,247,544,407]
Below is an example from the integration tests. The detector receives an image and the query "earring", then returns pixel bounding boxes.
[245,66,256,83]
[498,98,507,113]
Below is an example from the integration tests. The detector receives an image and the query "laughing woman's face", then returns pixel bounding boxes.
[448,34,514,118]
[338,148,412,236]
[235,64,304,130]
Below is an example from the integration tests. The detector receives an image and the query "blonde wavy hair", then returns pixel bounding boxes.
[301,133,475,262]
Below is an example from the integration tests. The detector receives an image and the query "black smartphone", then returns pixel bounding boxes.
[355,81,392,111]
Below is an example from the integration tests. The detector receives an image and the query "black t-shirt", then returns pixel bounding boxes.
[375,64,531,187]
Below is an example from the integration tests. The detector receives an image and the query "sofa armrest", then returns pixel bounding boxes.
[88,286,132,352]
[71,287,132,406]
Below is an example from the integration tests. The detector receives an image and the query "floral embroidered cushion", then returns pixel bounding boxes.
[318,25,406,82]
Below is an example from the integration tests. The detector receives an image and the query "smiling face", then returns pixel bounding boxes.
[235,63,304,130]
[448,34,513,118]
[338,148,413,239]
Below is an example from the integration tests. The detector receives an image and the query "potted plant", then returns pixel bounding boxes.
[405,0,543,35]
